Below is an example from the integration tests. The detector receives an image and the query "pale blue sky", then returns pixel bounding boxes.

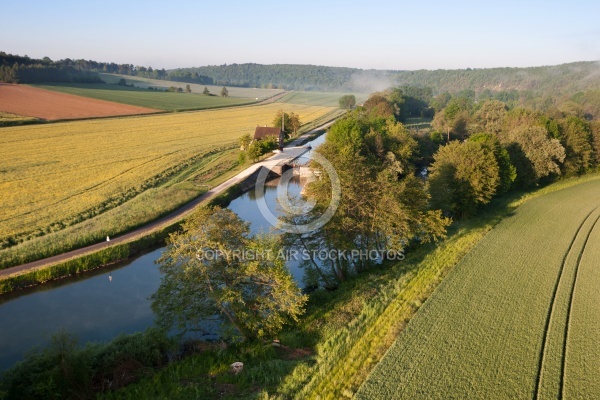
[1,0,599,70]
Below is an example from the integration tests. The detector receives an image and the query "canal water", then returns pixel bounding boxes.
[0,134,325,372]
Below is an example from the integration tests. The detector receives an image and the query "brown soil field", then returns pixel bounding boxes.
[0,83,159,120]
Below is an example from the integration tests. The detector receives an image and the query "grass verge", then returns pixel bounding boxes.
[0,180,246,296]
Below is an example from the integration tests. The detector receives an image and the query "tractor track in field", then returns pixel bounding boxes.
[534,206,600,400]
[560,212,600,398]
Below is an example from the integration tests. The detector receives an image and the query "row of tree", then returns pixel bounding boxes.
[362,88,600,216]
[0,63,102,84]
[427,102,600,216]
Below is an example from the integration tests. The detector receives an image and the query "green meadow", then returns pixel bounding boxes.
[32,82,254,111]
[358,178,600,399]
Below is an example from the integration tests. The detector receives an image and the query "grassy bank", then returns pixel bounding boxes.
[0,181,245,295]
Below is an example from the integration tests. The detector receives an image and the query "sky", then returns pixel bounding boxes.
[1,0,599,71]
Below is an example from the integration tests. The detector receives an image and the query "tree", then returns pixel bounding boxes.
[473,100,508,135]
[429,141,500,218]
[338,94,356,109]
[117,78,127,86]
[504,125,565,183]
[202,87,210,96]
[430,92,452,112]
[151,207,307,341]
[443,97,473,121]
[591,121,600,165]
[272,109,293,137]
[185,84,191,93]
[432,97,473,141]
[558,116,594,176]
[220,86,229,97]
[287,114,450,285]
[247,141,263,162]
[397,86,433,119]
[237,151,247,165]
[363,94,396,119]
[239,133,252,151]
[469,133,516,195]
[288,112,301,136]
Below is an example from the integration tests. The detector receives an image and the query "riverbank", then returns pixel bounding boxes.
[0,121,335,295]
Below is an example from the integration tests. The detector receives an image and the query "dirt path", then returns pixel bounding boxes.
[257,91,289,104]
[0,121,335,279]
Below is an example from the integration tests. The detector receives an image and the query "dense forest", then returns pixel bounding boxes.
[395,62,600,96]
[169,63,365,91]
[0,52,212,85]
[0,53,102,83]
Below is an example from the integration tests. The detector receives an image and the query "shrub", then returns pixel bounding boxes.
[0,329,174,400]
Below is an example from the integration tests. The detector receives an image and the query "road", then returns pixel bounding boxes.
[0,122,334,279]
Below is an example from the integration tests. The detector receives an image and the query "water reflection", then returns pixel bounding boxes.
[0,249,162,371]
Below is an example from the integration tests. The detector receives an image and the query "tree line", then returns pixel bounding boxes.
[0,53,103,84]
[0,52,212,85]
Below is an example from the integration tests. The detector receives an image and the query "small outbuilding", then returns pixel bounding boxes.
[254,126,284,150]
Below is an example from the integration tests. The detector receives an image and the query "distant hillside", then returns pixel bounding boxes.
[394,62,600,96]
[168,64,369,92]
[171,62,600,96]
[2,51,599,99]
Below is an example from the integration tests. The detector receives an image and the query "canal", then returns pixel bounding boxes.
[0,134,325,372]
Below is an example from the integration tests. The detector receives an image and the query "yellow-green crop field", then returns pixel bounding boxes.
[357,178,600,399]
[0,103,336,267]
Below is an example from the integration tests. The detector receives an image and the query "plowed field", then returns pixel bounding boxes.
[0,84,159,120]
